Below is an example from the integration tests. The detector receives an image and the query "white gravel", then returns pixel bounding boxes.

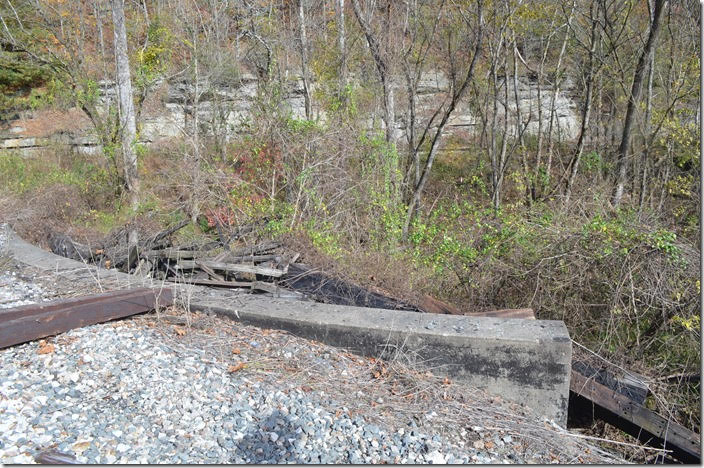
[0,321,523,464]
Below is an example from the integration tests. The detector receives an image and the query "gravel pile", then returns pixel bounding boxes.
[2,320,531,464]
[0,270,47,309]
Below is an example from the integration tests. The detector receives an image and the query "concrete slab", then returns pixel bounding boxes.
[193,296,572,425]
[1,224,572,425]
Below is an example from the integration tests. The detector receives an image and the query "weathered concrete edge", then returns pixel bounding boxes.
[192,298,572,426]
[1,224,572,425]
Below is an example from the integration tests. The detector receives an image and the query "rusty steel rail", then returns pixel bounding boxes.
[0,287,173,349]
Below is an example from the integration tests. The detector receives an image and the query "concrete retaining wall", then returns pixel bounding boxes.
[1,224,572,425]
[191,297,572,425]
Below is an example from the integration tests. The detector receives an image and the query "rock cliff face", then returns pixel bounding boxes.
[0,71,578,155]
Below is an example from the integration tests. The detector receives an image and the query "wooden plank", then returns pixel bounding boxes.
[146,219,189,246]
[194,260,225,281]
[175,260,284,278]
[181,278,253,288]
[230,240,281,257]
[570,370,701,463]
[419,294,463,315]
[0,288,173,349]
[212,251,230,262]
[250,280,279,294]
[218,254,280,264]
[250,281,305,298]
[0,288,154,322]
[144,249,202,260]
[418,295,535,319]
[464,308,535,320]
[573,360,649,404]
[281,263,420,311]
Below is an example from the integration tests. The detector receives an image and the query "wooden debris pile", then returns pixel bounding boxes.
[49,221,307,297]
[47,221,535,317]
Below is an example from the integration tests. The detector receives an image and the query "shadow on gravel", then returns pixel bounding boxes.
[231,409,315,464]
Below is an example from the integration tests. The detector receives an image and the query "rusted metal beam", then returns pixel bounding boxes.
[0,288,173,349]
[1,288,147,322]
[570,370,701,463]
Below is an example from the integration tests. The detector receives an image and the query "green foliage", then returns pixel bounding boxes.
[357,132,404,247]
[582,150,606,172]
[583,212,683,262]
[285,116,321,134]
[303,218,342,257]
[135,17,172,89]
[0,52,53,118]
[0,151,113,202]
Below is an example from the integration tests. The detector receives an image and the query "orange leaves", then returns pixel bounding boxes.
[37,340,55,355]
[371,361,388,380]
[228,362,246,373]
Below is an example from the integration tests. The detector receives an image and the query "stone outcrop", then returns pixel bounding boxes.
[1,71,579,155]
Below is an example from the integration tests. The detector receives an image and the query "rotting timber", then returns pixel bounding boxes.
[569,369,701,464]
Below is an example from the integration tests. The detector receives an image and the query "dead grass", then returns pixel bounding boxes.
[1,108,92,138]
[0,185,92,247]
[279,230,429,308]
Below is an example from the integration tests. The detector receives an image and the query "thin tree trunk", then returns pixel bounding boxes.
[190,21,201,224]
[110,0,139,205]
[563,72,595,208]
[511,41,528,205]
[639,4,656,217]
[297,0,312,120]
[350,0,397,146]
[521,40,534,205]
[93,1,108,82]
[492,57,510,211]
[544,0,574,196]
[563,2,600,209]
[611,0,668,207]
[337,0,346,96]
[401,1,483,240]
[110,0,139,250]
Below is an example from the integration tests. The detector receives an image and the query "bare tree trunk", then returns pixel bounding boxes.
[400,1,483,240]
[110,0,139,255]
[638,2,656,216]
[511,38,526,206]
[563,71,594,209]
[92,0,108,81]
[563,1,600,208]
[350,0,397,146]
[297,0,313,120]
[543,0,574,197]
[492,56,510,211]
[337,0,346,96]
[400,1,444,197]
[190,19,202,224]
[111,0,139,211]
[526,39,543,205]
[611,0,668,207]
